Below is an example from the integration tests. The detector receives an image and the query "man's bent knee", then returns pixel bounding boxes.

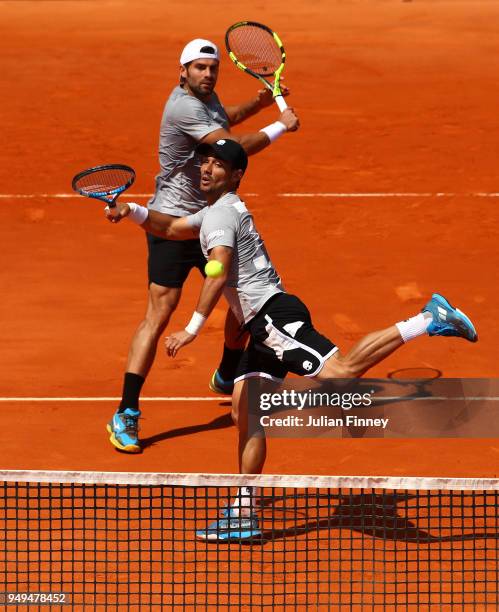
[317,352,358,379]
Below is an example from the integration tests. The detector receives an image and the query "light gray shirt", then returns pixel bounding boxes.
[187,192,285,324]
[148,86,229,217]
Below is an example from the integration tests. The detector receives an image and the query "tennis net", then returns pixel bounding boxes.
[1,470,498,609]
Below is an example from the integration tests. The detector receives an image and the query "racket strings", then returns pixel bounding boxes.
[228,26,282,75]
[75,168,133,196]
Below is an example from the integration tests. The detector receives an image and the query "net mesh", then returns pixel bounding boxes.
[227,25,283,76]
[73,166,134,196]
[1,471,498,610]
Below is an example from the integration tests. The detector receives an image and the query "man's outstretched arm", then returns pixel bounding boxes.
[105,203,199,240]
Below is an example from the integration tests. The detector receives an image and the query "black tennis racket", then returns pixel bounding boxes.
[225,21,288,111]
[71,164,135,209]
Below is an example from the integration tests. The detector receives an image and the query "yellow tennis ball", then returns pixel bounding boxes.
[205,260,225,278]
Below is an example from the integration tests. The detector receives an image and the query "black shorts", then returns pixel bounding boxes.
[147,233,206,288]
[234,293,338,382]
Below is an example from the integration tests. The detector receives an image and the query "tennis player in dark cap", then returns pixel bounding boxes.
[107,138,477,539]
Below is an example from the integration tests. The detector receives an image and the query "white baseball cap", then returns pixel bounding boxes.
[180,39,219,66]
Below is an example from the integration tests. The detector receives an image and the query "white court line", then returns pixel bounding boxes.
[2,192,499,199]
[0,396,226,402]
[0,396,497,402]
[373,397,499,402]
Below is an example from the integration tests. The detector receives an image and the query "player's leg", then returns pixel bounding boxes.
[317,293,478,380]
[248,292,477,383]
[125,283,182,376]
[108,235,196,454]
[196,382,264,542]
[231,344,286,516]
[232,379,267,475]
[317,326,403,379]
[210,308,248,395]
[196,345,286,541]
[107,283,181,453]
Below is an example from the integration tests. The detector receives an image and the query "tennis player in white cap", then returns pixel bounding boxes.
[108,38,300,455]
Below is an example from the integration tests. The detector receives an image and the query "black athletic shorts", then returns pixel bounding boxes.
[234,293,338,382]
[147,233,206,288]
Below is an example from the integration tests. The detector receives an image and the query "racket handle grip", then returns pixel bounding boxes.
[104,202,120,220]
[275,95,288,111]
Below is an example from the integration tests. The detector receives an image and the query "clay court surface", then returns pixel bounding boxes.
[1,0,498,478]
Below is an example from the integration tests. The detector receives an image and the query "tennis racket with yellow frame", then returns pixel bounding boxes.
[225,21,288,111]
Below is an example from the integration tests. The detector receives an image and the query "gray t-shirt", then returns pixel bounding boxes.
[188,192,285,324]
[148,86,229,216]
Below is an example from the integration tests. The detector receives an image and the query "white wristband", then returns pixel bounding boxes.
[128,202,149,225]
[185,311,207,336]
[260,121,287,143]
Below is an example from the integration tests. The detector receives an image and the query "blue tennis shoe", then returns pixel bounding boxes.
[107,407,142,453]
[196,507,261,541]
[209,369,234,395]
[423,293,478,343]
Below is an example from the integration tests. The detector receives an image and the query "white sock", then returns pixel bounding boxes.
[230,486,257,517]
[395,312,432,343]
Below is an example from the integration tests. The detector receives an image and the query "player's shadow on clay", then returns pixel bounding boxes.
[141,407,232,449]
[241,492,499,546]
